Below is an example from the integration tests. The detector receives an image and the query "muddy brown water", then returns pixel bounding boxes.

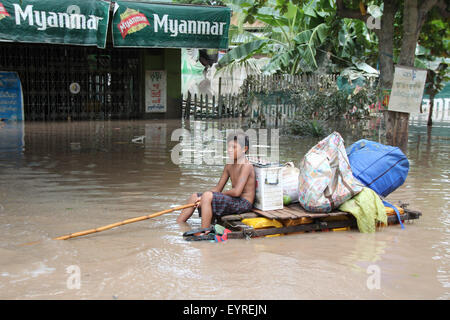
[0,118,448,299]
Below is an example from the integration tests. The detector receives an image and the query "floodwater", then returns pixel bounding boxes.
[0,116,448,300]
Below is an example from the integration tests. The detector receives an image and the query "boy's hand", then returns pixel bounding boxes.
[194,196,201,208]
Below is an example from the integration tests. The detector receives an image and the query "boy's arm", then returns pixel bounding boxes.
[222,164,252,198]
[210,165,229,193]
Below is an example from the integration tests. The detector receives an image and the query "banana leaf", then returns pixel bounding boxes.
[217,39,269,68]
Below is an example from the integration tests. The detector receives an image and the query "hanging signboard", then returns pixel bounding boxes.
[388,65,427,114]
[0,0,110,48]
[112,2,231,49]
[0,71,24,121]
[145,70,166,113]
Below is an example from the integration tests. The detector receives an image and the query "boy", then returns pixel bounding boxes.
[176,132,255,232]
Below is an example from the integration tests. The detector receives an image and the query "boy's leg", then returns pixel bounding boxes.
[199,191,214,229]
[176,193,200,223]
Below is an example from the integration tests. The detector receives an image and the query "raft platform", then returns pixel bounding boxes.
[215,202,422,239]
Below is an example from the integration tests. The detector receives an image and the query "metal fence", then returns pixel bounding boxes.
[182,73,338,121]
[0,43,141,121]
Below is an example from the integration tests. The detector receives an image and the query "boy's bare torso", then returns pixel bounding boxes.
[226,162,255,204]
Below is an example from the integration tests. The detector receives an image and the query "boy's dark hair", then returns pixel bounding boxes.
[227,132,249,153]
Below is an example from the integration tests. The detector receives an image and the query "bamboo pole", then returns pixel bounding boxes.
[54,202,198,240]
[20,202,198,245]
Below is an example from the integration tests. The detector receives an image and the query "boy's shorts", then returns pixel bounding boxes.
[196,192,253,217]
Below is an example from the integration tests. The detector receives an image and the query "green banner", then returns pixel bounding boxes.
[112,2,231,49]
[0,0,110,48]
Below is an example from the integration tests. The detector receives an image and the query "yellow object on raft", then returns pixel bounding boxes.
[283,217,313,226]
[385,205,404,215]
[241,217,316,237]
[241,217,283,229]
[241,217,283,237]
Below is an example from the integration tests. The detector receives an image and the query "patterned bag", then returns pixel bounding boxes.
[298,132,363,212]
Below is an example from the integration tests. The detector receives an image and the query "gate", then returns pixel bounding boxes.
[0,43,141,121]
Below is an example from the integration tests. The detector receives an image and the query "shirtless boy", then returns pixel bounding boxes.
[176,132,255,230]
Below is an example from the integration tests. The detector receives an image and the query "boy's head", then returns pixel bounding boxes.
[226,132,249,162]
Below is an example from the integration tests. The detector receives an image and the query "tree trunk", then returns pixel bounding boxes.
[378,0,410,151]
[384,110,410,150]
[427,93,435,126]
[385,0,439,150]
[378,0,397,90]
[398,0,420,67]
[336,0,441,150]
[385,0,416,151]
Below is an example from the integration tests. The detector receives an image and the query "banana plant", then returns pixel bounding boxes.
[217,1,331,75]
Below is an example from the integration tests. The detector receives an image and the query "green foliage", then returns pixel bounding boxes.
[217,39,269,67]
[218,0,334,74]
[243,75,376,135]
[284,82,375,136]
[225,0,448,92]
[425,63,449,98]
[287,118,327,137]
[417,6,449,60]
[218,0,383,77]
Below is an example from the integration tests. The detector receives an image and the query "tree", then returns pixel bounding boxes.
[218,0,378,76]
[242,0,449,149]
[218,2,331,75]
[424,63,449,126]
[337,0,448,149]
[416,7,450,127]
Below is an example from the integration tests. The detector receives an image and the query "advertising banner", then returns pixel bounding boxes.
[112,2,231,49]
[0,0,110,48]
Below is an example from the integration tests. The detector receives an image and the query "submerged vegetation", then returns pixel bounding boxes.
[241,74,377,137]
[286,85,376,137]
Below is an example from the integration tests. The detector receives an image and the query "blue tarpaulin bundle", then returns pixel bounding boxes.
[346,139,409,197]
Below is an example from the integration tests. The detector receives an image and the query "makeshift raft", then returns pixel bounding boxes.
[214,202,422,239]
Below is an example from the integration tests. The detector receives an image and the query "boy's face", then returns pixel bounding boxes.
[227,140,246,162]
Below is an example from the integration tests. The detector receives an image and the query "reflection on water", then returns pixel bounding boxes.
[0,117,448,299]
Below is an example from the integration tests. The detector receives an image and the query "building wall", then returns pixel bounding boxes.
[141,48,182,119]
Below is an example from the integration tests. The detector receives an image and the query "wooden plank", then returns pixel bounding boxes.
[252,206,327,219]
[223,207,422,239]
[212,95,216,118]
[284,204,331,218]
[228,220,255,232]
[205,94,209,118]
[227,219,358,239]
[186,91,191,119]
[200,94,204,118]
[194,93,197,119]
[281,207,311,218]
[271,208,298,219]
[327,210,349,217]
[219,212,258,221]
[251,208,278,219]
[251,207,300,220]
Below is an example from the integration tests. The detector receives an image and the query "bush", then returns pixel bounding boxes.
[286,118,327,137]
[242,75,376,135]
